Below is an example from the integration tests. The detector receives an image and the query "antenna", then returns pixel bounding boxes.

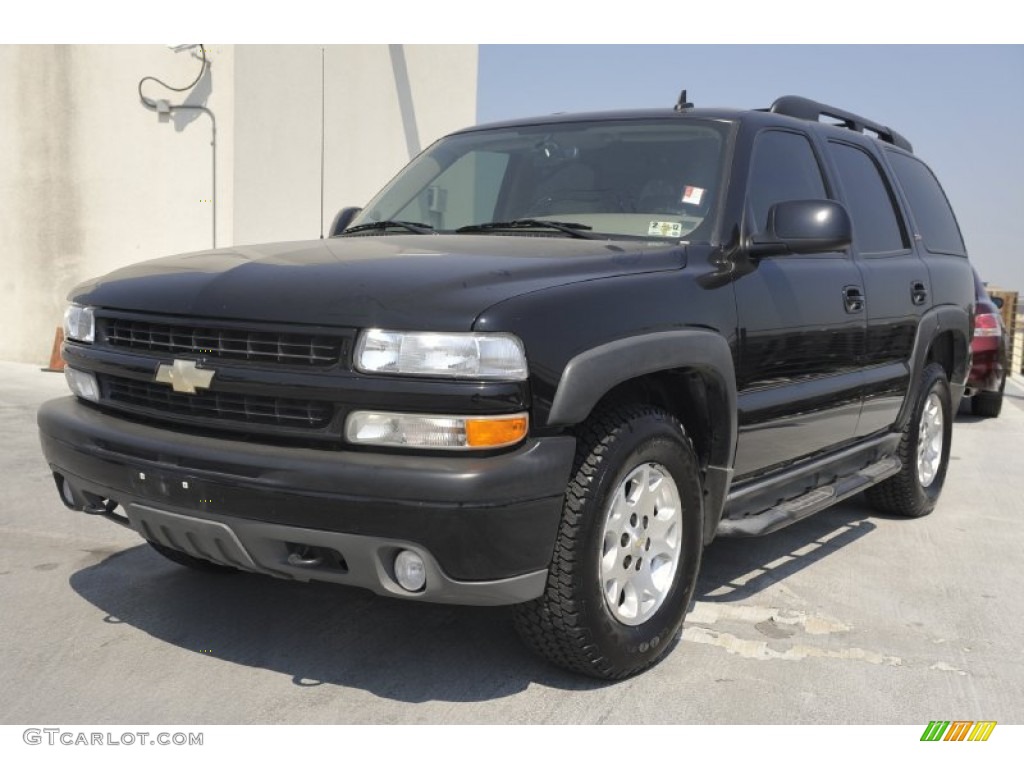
[674,89,694,112]
[319,47,326,239]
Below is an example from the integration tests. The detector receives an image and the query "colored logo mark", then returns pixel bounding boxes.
[920,721,996,742]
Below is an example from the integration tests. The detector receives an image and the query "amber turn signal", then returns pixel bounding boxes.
[465,415,529,448]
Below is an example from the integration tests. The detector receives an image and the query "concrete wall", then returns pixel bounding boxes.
[233,45,477,244]
[0,45,233,364]
[0,44,477,364]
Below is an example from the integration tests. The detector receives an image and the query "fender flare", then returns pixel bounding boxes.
[897,304,971,428]
[546,330,737,543]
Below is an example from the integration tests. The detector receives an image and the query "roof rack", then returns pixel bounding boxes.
[769,95,913,153]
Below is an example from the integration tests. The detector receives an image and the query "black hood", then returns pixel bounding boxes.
[70,235,685,330]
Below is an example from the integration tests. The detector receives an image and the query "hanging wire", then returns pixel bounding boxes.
[138,44,208,109]
[135,44,217,248]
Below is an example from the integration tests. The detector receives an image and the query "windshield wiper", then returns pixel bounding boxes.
[456,219,600,239]
[340,220,434,235]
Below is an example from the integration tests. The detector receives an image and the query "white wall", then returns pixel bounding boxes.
[0,44,234,363]
[232,45,478,244]
[0,44,477,364]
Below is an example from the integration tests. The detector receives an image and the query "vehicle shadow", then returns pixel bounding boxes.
[69,498,880,703]
[696,500,876,602]
[69,545,599,702]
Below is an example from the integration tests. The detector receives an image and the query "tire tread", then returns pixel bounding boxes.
[513,403,694,679]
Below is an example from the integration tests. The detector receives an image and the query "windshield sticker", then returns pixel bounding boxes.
[682,186,705,206]
[648,221,683,238]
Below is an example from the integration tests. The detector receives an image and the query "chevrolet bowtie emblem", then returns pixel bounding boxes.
[155,359,215,394]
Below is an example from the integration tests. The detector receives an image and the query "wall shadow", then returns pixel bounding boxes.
[170,50,212,133]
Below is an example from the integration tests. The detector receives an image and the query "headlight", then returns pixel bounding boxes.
[355,329,528,380]
[63,304,95,343]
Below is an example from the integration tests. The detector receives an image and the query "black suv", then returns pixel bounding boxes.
[39,95,974,678]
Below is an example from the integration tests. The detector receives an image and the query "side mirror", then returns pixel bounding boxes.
[329,207,363,237]
[991,296,1004,310]
[748,199,852,257]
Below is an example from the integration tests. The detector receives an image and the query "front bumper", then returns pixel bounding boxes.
[38,397,576,605]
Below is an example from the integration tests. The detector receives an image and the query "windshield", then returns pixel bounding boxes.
[350,118,731,241]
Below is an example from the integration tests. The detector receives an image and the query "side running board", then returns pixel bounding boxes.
[716,456,901,537]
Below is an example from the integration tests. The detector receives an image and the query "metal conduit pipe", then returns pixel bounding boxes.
[137,44,218,249]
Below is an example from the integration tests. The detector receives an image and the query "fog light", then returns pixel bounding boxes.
[59,476,77,508]
[65,367,100,402]
[394,549,426,592]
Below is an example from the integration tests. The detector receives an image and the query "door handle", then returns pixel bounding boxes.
[843,285,865,314]
[911,281,928,306]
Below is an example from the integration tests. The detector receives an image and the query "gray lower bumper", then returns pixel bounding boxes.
[125,502,547,606]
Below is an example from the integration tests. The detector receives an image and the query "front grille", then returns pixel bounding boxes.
[100,317,343,367]
[101,375,334,430]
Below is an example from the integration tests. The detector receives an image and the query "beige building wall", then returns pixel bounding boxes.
[0,44,478,364]
[233,44,478,244]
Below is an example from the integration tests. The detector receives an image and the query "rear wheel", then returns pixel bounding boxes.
[867,363,952,517]
[513,404,703,679]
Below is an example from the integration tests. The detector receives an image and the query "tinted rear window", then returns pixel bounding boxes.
[886,152,966,256]
[827,142,907,254]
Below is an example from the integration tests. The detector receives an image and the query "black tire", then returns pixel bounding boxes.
[513,404,703,679]
[971,377,1005,418]
[148,541,239,574]
[866,363,953,518]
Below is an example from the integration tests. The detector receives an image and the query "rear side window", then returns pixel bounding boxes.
[827,142,907,254]
[747,130,827,231]
[886,152,966,256]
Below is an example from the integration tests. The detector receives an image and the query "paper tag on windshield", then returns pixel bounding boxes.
[648,221,682,238]
[682,186,705,206]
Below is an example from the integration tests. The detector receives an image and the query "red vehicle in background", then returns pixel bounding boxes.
[966,268,1009,418]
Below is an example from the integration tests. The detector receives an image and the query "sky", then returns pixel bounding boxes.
[477,45,1024,292]
[7,6,1021,287]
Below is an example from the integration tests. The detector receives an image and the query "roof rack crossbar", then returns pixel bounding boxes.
[769,95,913,152]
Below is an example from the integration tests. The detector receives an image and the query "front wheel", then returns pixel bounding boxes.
[513,404,703,679]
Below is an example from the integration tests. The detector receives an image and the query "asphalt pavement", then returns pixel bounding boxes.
[2,360,1022,724]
